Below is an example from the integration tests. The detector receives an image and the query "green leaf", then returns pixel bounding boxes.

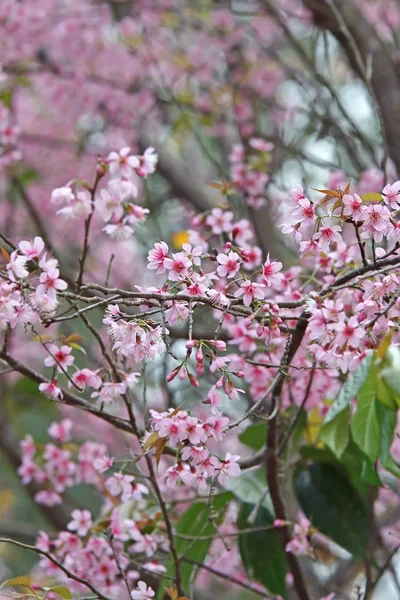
[50,586,72,599]
[361,192,383,203]
[1,576,32,589]
[361,459,381,486]
[376,376,398,410]
[239,503,288,598]
[380,347,400,406]
[239,423,266,451]
[156,493,232,598]
[294,461,369,556]
[320,406,351,458]
[225,468,273,512]
[324,353,373,425]
[350,366,380,462]
[379,405,400,477]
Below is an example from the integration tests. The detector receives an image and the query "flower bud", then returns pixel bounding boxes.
[179,369,186,380]
[196,361,204,375]
[214,340,226,351]
[195,348,204,361]
[188,373,199,387]
[166,367,180,382]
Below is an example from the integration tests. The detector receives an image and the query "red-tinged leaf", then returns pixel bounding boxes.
[143,431,160,452]
[312,187,342,198]
[343,180,352,195]
[155,437,168,467]
[0,247,10,263]
[64,333,84,344]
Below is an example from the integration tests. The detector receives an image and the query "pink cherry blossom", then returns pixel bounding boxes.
[39,380,63,400]
[44,344,74,372]
[67,509,93,537]
[382,181,400,209]
[262,254,283,287]
[131,581,155,600]
[206,208,233,235]
[216,251,241,278]
[48,419,72,443]
[147,241,170,274]
[342,193,364,221]
[18,237,45,260]
[234,280,265,306]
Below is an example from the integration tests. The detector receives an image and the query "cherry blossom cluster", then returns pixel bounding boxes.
[229,137,274,208]
[147,407,240,491]
[51,146,157,239]
[0,236,66,333]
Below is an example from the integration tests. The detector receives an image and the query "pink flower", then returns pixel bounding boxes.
[71,368,102,390]
[280,222,302,243]
[18,237,45,260]
[335,315,366,347]
[39,380,63,400]
[131,581,155,600]
[93,455,114,473]
[292,198,315,223]
[204,385,223,414]
[91,381,126,404]
[216,251,241,278]
[262,254,283,287]
[158,417,187,446]
[135,147,158,178]
[290,184,306,203]
[106,472,135,501]
[234,280,265,306]
[37,267,67,300]
[217,453,241,485]
[34,490,62,506]
[314,225,342,250]
[360,204,391,242]
[342,193,364,221]
[206,208,233,235]
[51,186,74,205]
[67,509,93,536]
[147,241,170,274]
[107,147,139,179]
[164,251,192,281]
[36,531,51,552]
[206,415,229,441]
[48,419,72,443]
[44,344,74,372]
[210,356,230,373]
[96,179,136,222]
[207,288,231,307]
[6,251,28,280]
[382,181,400,209]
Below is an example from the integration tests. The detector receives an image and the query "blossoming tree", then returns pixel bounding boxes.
[2,1,400,600]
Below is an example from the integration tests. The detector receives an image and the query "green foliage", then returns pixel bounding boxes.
[238,503,288,599]
[239,423,267,451]
[226,468,273,512]
[156,493,232,598]
[294,461,369,557]
[350,365,380,462]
